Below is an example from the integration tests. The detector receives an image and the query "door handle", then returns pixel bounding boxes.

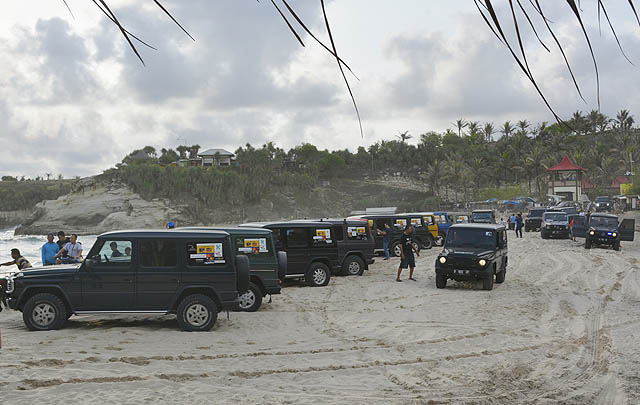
[123,278,132,283]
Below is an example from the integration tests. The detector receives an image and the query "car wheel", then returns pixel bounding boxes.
[391,241,402,257]
[436,275,447,289]
[306,262,330,287]
[177,294,218,331]
[585,240,592,249]
[495,268,506,283]
[437,232,446,246]
[23,293,67,331]
[422,237,434,250]
[238,282,263,312]
[613,242,620,251]
[541,232,547,239]
[482,274,494,291]
[342,255,365,276]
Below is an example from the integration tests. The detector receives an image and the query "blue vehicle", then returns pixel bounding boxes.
[433,211,454,245]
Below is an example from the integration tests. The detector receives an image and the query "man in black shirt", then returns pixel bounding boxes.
[397,225,419,282]
[56,231,70,250]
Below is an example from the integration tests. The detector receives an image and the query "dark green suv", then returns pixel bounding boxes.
[435,224,508,291]
[2,229,250,331]
[182,227,286,312]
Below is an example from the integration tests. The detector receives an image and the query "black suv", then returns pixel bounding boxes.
[540,210,570,239]
[470,210,496,224]
[181,227,286,312]
[524,208,546,232]
[2,230,250,331]
[594,196,613,212]
[582,214,635,250]
[435,224,508,291]
[350,213,436,255]
[241,219,375,287]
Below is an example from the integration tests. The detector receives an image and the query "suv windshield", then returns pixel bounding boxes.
[528,209,545,218]
[595,196,610,202]
[544,213,567,222]
[472,212,493,221]
[445,228,496,249]
[590,217,618,228]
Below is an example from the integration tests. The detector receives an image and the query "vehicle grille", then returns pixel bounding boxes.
[547,225,567,231]
[447,257,478,269]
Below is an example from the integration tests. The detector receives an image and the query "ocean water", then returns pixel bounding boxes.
[0,228,97,277]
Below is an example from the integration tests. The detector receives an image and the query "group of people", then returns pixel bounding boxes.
[502,213,524,238]
[0,230,83,271]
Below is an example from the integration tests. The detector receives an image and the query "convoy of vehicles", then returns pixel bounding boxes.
[349,213,436,254]
[435,224,508,290]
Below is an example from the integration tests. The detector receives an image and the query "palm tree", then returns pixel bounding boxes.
[467,121,480,137]
[454,119,468,137]
[500,121,514,139]
[396,130,413,143]
[176,145,188,159]
[483,122,495,142]
[517,120,530,137]
[525,145,545,194]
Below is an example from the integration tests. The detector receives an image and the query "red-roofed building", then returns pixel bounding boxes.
[547,155,586,201]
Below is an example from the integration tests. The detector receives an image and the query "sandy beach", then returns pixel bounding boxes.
[1,232,640,404]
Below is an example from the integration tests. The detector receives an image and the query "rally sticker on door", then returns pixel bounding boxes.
[190,243,225,264]
[238,238,268,254]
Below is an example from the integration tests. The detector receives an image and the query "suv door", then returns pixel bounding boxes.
[619,218,636,241]
[136,239,180,310]
[234,234,279,291]
[311,226,339,272]
[282,227,310,276]
[80,239,134,310]
[570,215,586,238]
[372,217,392,250]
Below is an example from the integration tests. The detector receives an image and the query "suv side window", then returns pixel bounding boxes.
[410,217,423,227]
[95,240,132,265]
[332,225,345,241]
[394,217,408,230]
[347,224,369,240]
[374,218,391,233]
[140,240,177,267]
[435,214,447,224]
[424,215,435,226]
[286,228,309,248]
[272,228,285,249]
[186,241,226,266]
[235,236,273,257]
[312,228,334,246]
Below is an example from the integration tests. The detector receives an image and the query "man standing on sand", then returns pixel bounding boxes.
[41,232,60,266]
[1,248,32,270]
[510,214,517,231]
[377,223,392,260]
[515,213,523,238]
[397,225,419,282]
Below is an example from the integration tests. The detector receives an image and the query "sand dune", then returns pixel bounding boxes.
[2,232,640,403]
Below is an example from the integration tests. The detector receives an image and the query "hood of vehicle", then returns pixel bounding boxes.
[544,220,568,226]
[441,247,495,257]
[590,225,618,232]
[16,264,81,278]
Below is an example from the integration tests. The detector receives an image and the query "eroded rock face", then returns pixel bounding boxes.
[15,186,184,235]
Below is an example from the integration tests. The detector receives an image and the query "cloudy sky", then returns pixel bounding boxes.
[1,0,639,178]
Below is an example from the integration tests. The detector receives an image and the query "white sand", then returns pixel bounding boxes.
[1,232,640,404]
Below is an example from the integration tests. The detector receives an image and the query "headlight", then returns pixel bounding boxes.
[612,232,617,238]
[439,257,447,264]
[478,259,487,266]
[589,230,595,236]
[6,276,15,293]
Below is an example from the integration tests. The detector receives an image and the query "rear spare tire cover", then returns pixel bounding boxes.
[277,251,287,281]
[235,255,250,294]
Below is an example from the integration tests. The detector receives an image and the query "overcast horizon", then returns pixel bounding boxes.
[2,1,640,178]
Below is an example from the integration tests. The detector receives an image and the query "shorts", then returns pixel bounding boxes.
[400,255,415,269]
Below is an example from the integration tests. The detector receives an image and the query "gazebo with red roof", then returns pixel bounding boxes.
[546,155,587,202]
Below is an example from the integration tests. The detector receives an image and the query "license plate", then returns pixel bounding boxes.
[454,270,470,275]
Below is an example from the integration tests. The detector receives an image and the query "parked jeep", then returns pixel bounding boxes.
[540,211,570,239]
[435,224,508,290]
[582,214,635,250]
[2,230,250,331]
[470,209,496,224]
[524,208,546,232]
[240,219,375,286]
[181,227,286,312]
[350,213,436,255]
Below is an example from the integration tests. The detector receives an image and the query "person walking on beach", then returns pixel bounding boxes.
[515,213,523,238]
[509,214,517,231]
[41,232,60,266]
[55,234,83,264]
[377,223,392,260]
[570,216,576,241]
[1,248,32,270]
[396,225,419,282]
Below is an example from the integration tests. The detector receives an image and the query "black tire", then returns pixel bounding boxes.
[613,242,620,251]
[585,240,592,249]
[391,241,402,257]
[437,232,446,246]
[176,294,218,332]
[541,232,547,239]
[23,293,67,331]
[436,275,447,289]
[235,255,250,294]
[306,262,330,287]
[422,237,434,250]
[482,274,494,291]
[238,282,263,312]
[342,255,365,276]
[525,227,530,232]
[495,268,506,283]
[277,251,287,281]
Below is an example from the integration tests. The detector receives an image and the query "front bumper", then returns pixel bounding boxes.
[587,236,617,246]
[542,227,570,237]
[435,264,493,280]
